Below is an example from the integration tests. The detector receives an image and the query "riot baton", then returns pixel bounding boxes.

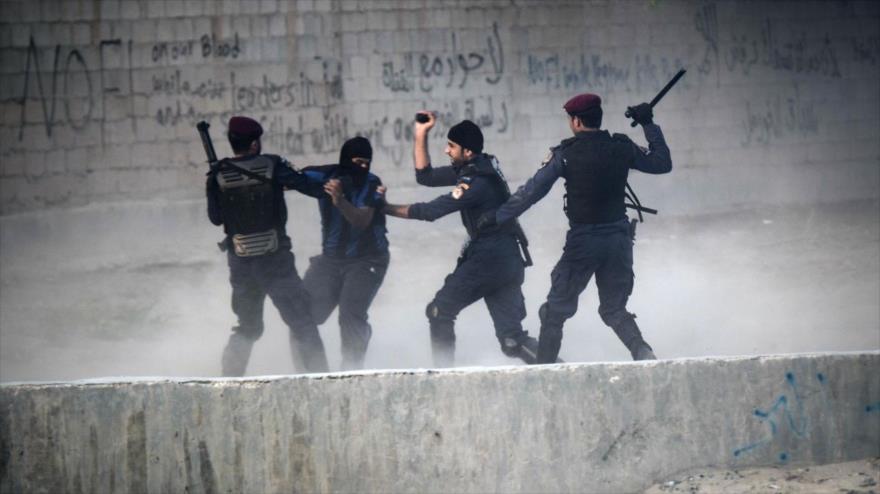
[196,121,218,166]
[625,69,686,127]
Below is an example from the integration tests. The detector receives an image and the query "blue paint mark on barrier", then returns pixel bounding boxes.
[866,401,880,413]
[733,371,811,460]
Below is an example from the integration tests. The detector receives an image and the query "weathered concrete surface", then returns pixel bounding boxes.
[1,353,878,494]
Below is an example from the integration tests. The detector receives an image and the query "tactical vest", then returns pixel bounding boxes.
[459,155,533,266]
[458,155,509,236]
[215,155,282,256]
[560,131,634,224]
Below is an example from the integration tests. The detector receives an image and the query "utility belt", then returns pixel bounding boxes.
[463,226,533,267]
[221,229,280,257]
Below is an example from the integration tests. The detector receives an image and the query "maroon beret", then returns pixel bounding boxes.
[228,116,263,138]
[563,93,602,115]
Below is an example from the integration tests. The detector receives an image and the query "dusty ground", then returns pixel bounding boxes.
[0,195,877,381]
[645,457,880,493]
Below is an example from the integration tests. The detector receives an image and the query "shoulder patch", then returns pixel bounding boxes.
[451,182,471,200]
[541,149,554,167]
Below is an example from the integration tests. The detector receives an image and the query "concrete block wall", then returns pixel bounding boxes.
[0,0,878,214]
[1,353,878,493]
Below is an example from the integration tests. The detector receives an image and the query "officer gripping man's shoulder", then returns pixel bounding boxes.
[205,115,329,376]
[479,93,672,364]
[379,112,541,367]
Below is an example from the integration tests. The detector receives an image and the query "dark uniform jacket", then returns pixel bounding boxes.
[410,154,516,240]
[301,165,389,259]
[206,153,319,246]
[495,123,672,226]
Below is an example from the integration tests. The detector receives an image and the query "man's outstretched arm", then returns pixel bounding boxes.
[494,152,564,224]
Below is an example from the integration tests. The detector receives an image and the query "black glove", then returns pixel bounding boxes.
[476,212,497,231]
[626,102,654,126]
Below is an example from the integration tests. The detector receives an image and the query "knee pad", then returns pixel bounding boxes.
[538,303,550,325]
[234,323,264,340]
[600,310,635,329]
[425,301,456,323]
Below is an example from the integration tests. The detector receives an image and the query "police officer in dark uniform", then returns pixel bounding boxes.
[381,113,538,367]
[299,137,389,370]
[206,116,329,375]
[479,94,672,363]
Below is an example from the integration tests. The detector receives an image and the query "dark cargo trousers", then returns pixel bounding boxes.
[427,235,533,367]
[536,220,650,363]
[223,248,329,375]
[303,253,389,370]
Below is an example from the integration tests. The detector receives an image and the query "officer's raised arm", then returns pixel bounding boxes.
[627,103,672,174]
[413,111,459,187]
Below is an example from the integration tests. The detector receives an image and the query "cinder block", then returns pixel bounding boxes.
[173,19,195,42]
[340,0,358,12]
[45,149,65,175]
[260,0,279,15]
[156,19,175,42]
[222,0,240,15]
[341,12,367,32]
[296,0,315,12]
[184,0,205,16]
[268,13,287,36]
[0,0,24,22]
[0,152,25,177]
[22,149,48,178]
[366,11,385,31]
[65,146,88,174]
[231,16,251,38]
[145,0,164,18]
[131,19,158,43]
[119,0,141,20]
[165,0,185,18]
[72,22,92,46]
[48,23,72,46]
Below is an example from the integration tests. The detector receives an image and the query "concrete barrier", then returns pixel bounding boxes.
[2,353,878,493]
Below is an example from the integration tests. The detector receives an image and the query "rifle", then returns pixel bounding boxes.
[196,120,270,184]
[196,121,219,167]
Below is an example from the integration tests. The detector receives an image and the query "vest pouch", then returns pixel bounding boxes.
[232,229,279,257]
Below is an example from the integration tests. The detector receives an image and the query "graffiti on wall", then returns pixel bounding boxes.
[381,22,504,94]
[741,85,819,146]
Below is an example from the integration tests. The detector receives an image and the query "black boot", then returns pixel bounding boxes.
[536,327,563,364]
[608,315,657,361]
[430,328,455,368]
[289,329,329,373]
[221,331,255,376]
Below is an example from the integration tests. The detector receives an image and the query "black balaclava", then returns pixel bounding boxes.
[338,136,373,184]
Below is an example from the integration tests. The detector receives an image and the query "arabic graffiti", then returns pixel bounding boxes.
[381,22,504,93]
[741,85,818,146]
[526,51,685,96]
[724,20,841,78]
